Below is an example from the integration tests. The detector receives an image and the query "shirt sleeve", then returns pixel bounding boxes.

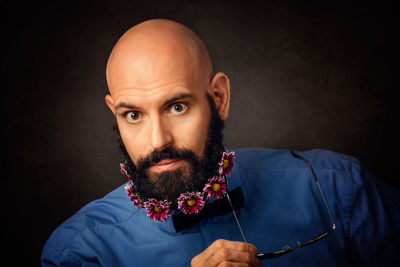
[347,156,400,265]
[41,242,82,267]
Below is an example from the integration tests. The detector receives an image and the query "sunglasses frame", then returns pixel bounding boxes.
[226,150,336,260]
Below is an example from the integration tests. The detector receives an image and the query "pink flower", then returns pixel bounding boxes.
[124,182,144,209]
[177,192,205,214]
[144,199,172,222]
[120,163,131,181]
[218,151,235,176]
[203,176,227,199]
[120,163,128,175]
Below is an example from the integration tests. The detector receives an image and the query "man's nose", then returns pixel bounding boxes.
[148,116,173,151]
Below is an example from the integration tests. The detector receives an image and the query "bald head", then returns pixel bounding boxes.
[106,19,213,95]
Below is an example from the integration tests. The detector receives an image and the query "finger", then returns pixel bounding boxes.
[217,261,257,267]
[207,239,258,255]
[191,239,260,267]
[207,248,261,267]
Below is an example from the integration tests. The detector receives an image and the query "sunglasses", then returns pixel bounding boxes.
[226,150,336,259]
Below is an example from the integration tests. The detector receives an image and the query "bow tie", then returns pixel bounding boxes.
[172,187,244,232]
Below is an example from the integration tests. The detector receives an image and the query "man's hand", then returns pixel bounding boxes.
[191,239,261,267]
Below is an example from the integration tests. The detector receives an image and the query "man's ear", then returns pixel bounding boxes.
[105,94,116,115]
[209,72,230,120]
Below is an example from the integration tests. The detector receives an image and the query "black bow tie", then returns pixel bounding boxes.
[172,187,244,232]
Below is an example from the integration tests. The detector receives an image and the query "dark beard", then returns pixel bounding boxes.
[113,93,225,210]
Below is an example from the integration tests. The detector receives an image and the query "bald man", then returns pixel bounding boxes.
[42,19,400,266]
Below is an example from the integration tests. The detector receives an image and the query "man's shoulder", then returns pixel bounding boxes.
[43,183,138,258]
[232,147,355,172]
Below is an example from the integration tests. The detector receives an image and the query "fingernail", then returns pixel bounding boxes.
[248,245,258,254]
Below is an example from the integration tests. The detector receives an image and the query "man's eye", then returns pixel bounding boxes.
[169,103,188,115]
[125,111,143,123]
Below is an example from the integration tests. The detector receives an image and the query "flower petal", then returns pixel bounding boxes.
[177,192,205,214]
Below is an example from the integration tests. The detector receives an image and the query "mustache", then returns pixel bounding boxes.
[135,146,199,171]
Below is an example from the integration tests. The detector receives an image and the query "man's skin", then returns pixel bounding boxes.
[105,19,261,267]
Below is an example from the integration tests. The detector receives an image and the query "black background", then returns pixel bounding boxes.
[3,0,393,265]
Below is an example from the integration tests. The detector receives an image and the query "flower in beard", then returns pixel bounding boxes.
[218,151,235,176]
[203,176,227,199]
[120,163,128,175]
[124,181,144,209]
[144,199,172,222]
[120,162,131,180]
[177,192,205,214]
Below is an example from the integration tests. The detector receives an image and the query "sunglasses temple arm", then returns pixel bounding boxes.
[315,180,336,229]
[291,150,336,229]
[226,192,248,243]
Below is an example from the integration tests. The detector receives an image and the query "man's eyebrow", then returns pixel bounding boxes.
[115,102,140,111]
[163,92,196,106]
[114,92,196,111]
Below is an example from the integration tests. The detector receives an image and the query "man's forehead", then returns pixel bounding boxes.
[111,75,200,98]
[114,90,197,111]
[112,84,200,110]
[109,62,198,91]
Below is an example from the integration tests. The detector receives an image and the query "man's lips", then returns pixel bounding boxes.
[149,159,184,172]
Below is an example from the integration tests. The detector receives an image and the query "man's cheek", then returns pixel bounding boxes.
[175,128,207,158]
[123,142,143,166]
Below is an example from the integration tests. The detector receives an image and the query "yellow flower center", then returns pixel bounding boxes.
[212,183,221,192]
[223,159,230,168]
[187,199,197,207]
[154,206,163,213]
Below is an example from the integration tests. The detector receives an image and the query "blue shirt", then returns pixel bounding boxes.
[41,148,400,266]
